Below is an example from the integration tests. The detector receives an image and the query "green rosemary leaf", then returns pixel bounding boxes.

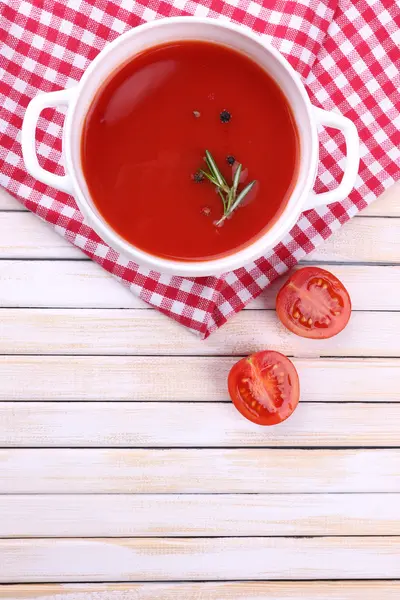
[218,189,227,212]
[226,186,235,214]
[205,150,227,188]
[197,150,256,226]
[232,163,242,201]
[230,180,256,213]
[200,170,218,186]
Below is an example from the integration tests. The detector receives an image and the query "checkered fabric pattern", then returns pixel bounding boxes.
[0,0,399,338]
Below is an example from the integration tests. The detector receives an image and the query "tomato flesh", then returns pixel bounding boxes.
[276,267,351,339]
[228,351,300,426]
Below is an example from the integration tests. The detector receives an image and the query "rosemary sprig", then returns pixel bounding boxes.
[200,150,256,226]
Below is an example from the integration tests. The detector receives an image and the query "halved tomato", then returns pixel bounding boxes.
[276,267,351,339]
[228,351,300,426]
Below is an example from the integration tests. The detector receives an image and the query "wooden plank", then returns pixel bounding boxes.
[2,402,400,447]
[361,183,400,216]
[1,212,400,262]
[1,537,400,582]
[0,260,144,309]
[0,189,26,211]
[1,582,400,600]
[1,449,399,493]
[0,213,82,259]
[304,217,400,263]
[1,262,399,311]
[0,357,396,402]
[0,308,399,356]
[1,493,399,537]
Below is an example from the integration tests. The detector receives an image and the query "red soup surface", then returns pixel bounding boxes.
[82,41,299,261]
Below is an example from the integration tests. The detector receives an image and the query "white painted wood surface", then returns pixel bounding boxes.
[0,356,397,401]
[2,402,400,446]
[2,308,400,356]
[1,582,400,600]
[1,494,399,537]
[2,449,400,493]
[0,182,399,595]
[2,537,400,582]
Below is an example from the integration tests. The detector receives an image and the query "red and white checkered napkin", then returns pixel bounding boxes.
[1,1,399,337]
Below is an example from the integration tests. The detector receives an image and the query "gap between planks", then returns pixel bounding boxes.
[0,493,399,537]
[1,581,400,600]
[1,402,400,447]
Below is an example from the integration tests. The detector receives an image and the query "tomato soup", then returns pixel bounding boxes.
[81,41,299,261]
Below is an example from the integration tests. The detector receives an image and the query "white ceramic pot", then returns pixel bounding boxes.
[21,17,359,276]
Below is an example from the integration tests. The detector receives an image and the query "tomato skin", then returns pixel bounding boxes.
[276,267,351,340]
[228,351,300,426]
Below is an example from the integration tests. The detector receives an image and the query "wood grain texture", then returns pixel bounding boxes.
[0,308,399,356]
[2,537,400,582]
[1,494,399,537]
[1,449,399,493]
[0,189,26,211]
[0,213,82,259]
[0,260,144,309]
[0,184,399,589]
[0,357,397,402]
[1,582,400,600]
[302,217,400,263]
[2,402,400,447]
[0,213,400,262]
[361,184,400,216]
[1,262,399,311]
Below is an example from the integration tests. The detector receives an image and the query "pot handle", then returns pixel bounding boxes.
[304,106,359,210]
[21,87,76,194]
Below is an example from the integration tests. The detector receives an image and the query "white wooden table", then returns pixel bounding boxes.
[0,182,399,599]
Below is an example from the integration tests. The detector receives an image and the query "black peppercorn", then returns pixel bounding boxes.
[193,171,205,183]
[220,110,231,123]
[226,155,235,166]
